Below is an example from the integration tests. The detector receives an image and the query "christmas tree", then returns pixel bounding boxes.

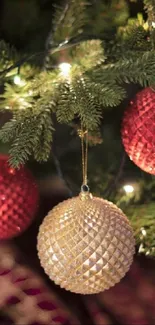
[0,0,155,324]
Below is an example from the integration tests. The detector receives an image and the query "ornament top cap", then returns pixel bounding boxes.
[80,184,93,201]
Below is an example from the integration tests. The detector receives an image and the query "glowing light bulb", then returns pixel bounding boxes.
[139,243,145,253]
[141,227,146,237]
[59,62,71,77]
[28,90,33,95]
[152,22,155,28]
[123,185,134,194]
[14,75,25,86]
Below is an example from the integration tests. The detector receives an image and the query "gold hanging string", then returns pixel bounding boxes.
[78,126,89,188]
[81,129,88,186]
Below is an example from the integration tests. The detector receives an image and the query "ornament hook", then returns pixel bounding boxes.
[81,184,90,193]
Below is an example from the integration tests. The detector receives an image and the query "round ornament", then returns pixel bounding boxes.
[122,87,155,175]
[0,155,39,240]
[37,191,135,295]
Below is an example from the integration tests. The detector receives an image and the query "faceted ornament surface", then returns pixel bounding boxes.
[37,193,135,295]
[122,87,155,175]
[0,155,39,239]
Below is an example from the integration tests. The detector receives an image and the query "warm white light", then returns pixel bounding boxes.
[141,227,146,237]
[28,90,33,95]
[18,97,29,109]
[59,62,71,77]
[152,22,155,28]
[123,185,134,194]
[14,75,25,86]
[139,243,145,253]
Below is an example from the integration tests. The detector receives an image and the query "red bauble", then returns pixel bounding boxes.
[0,155,39,239]
[122,87,155,175]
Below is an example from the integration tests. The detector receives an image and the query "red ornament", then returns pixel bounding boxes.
[0,155,39,239]
[122,87,155,175]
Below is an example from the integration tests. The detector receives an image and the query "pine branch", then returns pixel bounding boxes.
[42,1,71,69]
[0,100,55,167]
[101,14,151,62]
[1,1,155,169]
[0,40,18,78]
[8,115,39,167]
[0,83,34,111]
[8,113,53,168]
[33,109,54,162]
[56,75,126,130]
[56,82,76,123]
[0,118,21,143]
[86,0,129,38]
[56,77,103,130]
[53,0,88,43]
[91,51,155,86]
[144,0,155,48]
[73,78,102,130]
[72,40,104,70]
[0,52,44,78]
[144,0,155,21]
[86,81,126,107]
[124,202,155,256]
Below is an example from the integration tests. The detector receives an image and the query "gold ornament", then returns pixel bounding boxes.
[37,191,135,295]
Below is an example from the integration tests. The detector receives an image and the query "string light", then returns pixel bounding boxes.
[28,90,33,95]
[141,227,147,237]
[18,97,30,109]
[139,243,145,253]
[123,184,134,194]
[14,75,26,86]
[59,62,71,77]
[152,22,155,28]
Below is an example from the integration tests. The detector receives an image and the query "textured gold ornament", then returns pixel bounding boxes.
[37,192,135,295]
